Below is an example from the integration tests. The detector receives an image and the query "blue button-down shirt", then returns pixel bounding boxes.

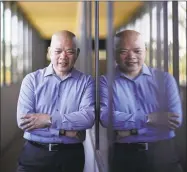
[100,64,182,143]
[17,64,95,143]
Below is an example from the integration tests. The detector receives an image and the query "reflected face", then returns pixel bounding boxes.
[49,35,79,76]
[116,33,146,75]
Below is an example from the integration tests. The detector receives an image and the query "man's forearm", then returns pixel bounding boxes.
[51,109,95,130]
[26,128,60,137]
[100,110,145,130]
[146,111,182,129]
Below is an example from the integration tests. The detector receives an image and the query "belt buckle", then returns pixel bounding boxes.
[144,143,148,150]
[49,144,58,152]
[139,143,148,151]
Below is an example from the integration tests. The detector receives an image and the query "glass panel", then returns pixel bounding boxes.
[178,2,186,86]
[160,6,164,71]
[4,2,12,85]
[17,13,23,80]
[0,2,4,86]
[140,13,150,66]
[11,3,18,83]
[23,20,29,75]
[152,6,157,68]
[28,26,32,73]
[168,2,173,75]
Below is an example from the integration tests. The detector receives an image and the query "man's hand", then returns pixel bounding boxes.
[60,129,77,138]
[147,112,180,130]
[65,131,77,138]
[116,130,130,138]
[20,114,51,131]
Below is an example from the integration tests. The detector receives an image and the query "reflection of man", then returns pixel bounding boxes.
[100,30,183,172]
[17,30,95,172]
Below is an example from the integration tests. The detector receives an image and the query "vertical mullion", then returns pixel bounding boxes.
[82,1,88,73]
[23,19,26,76]
[107,2,114,172]
[156,2,161,69]
[163,1,169,72]
[172,1,179,86]
[149,2,153,67]
[186,2,187,85]
[95,0,100,150]
[0,2,1,85]
[10,1,13,83]
[87,1,92,75]
[2,2,6,85]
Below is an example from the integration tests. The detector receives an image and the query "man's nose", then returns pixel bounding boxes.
[127,51,135,58]
[59,51,67,58]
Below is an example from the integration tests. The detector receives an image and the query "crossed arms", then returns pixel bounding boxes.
[17,74,95,137]
[99,74,183,135]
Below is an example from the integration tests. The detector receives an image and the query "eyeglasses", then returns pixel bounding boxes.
[116,48,143,55]
[53,48,79,56]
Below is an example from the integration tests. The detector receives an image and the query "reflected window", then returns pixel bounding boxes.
[140,13,150,65]
[23,20,29,75]
[160,6,164,71]
[178,2,186,86]
[11,3,18,83]
[168,2,173,75]
[17,13,23,80]
[4,2,12,85]
[28,26,32,73]
[1,2,4,85]
[152,6,157,68]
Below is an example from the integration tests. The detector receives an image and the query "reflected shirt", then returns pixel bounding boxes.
[100,64,182,143]
[17,64,95,143]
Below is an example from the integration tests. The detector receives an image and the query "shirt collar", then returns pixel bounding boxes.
[44,63,79,79]
[44,63,54,77]
[115,63,152,79]
[141,64,152,76]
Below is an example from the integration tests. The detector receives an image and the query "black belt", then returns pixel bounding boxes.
[115,138,174,151]
[115,142,149,151]
[28,140,82,151]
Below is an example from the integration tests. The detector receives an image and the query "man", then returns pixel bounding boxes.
[100,30,183,172]
[16,30,95,172]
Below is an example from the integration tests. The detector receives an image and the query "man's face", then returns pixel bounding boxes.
[49,35,78,75]
[116,34,146,75]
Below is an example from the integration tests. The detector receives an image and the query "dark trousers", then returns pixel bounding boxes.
[112,138,183,172]
[16,141,85,172]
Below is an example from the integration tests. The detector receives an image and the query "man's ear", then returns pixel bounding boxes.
[115,51,120,64]
[77,48,80,57]
[47,47,51,59]
[145,43,147,51]
[48,47,51,53]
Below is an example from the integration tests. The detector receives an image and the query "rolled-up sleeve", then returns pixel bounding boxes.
[17,74,59,137]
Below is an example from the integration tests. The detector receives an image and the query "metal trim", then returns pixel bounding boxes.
[163,1,169,72]
[107,2,114,172]
[95,0,100,150]
[172,1,179,86]
[156,2,161,69]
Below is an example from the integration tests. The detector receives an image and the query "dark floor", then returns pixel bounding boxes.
[0,133,24,172]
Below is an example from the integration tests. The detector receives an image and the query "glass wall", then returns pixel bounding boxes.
[178,2,186,86]
[119,1,186,86]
